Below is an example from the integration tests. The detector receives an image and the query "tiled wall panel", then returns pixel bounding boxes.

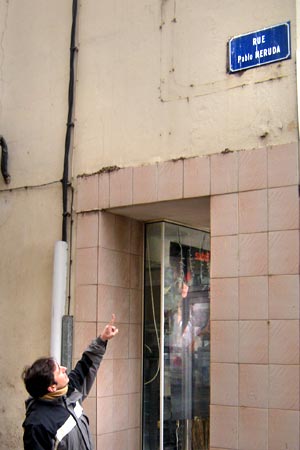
[76,142,299,450]
[210,143,299,450]
[74,210,143,450]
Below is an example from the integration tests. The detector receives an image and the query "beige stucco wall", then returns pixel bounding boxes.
[73,0,297,174]
[0,1,71,448]
[0,0,298,449]
[0,185,63,447]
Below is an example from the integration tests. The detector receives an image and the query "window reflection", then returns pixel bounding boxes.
[143,222,210,450]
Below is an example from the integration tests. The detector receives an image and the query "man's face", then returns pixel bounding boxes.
[52,362,69,390]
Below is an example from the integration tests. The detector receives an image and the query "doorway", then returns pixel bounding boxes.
[143,221,210,450]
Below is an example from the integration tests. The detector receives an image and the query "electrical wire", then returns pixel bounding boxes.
[0,179,61,193]
[176,420,180,450]
[144,236,161,386]
[66,184,74,315]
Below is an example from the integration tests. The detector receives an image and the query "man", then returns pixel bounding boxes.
[22,314,118,450]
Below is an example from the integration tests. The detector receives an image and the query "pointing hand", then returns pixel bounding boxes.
[100,314,119,341]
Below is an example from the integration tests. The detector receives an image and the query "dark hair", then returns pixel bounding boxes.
[22,358,56,398]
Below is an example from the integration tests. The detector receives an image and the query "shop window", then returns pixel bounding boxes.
[143,222,210,450]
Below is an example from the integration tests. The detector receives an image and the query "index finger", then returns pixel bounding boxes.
[110,313,116,325]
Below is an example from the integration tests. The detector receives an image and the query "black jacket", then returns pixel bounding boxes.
[23,337,107,450]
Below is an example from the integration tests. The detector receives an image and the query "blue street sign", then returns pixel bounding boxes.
[229,21,291,73]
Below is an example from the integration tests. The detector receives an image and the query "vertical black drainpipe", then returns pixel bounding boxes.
[0,136,11,184]
[62,0,78,243]
[60,0,78,371]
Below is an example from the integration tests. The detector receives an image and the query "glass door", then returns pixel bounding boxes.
[143,222,210,450]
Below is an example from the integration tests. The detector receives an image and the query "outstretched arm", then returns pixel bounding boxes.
[68,314,119,399]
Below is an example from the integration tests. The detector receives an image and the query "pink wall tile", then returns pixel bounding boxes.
[211,235,238,278]
[76,174,99,211]
[133,164,158,204]
[269,185,299,231]
[75,247,98,285]
[130,254,142,289]
[129,289,142,324]
[128,393,141,428]
[115,430,130,450]
[75,284,97,322]
[239,364,268,408]
[157,159,183,201]
[211,363,238,406]
[269,364,299,410]
[99,212,115,249]
[97,396,114,434]
[239,321,268,364]
[99,212,131,252]
[100,214,131,253]
[269,409,299,450]
[269,275,299,319]
[98,395,129,433]
[113,251,130,288]
[113,394,129,431]
[76,212,99,248]
[98,247,118,286]
[114,215,132,252]
[129,324,141,358]
[97,359,113,397]
[98,248,130,287]
[239,407,268,450]
[97,431,129,450]
[268,143,298,188]
[211,321,238,363]
[97,285,130,324]
[269,320,299,364]
[113,359,129,395]
[239,147,267,191]
[239,276,268,320]
[210,278,238,320]
[269,230,299,275]
[110,168,133,208]
[128,428,140,450]
[130,220,143,256]
[210,405,238,449]
[183,156,210,198]
[238,190,268,233]
[83,397,96,435]
[211,193,238,236]
[211,151,238,195]
[239,233,268,276]
[98,172,110,209]
[128,358,141,393]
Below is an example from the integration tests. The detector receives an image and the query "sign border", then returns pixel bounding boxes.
[228,21,291,73]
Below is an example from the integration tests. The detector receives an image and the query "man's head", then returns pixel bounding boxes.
[22,358,69,398]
